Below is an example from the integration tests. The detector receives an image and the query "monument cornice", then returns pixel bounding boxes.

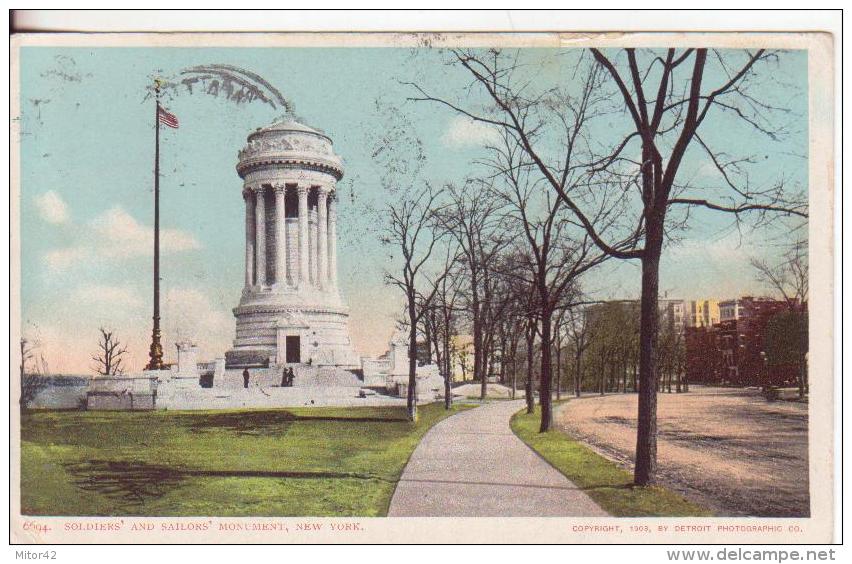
[237,157,343,181]
[232,303,350,317]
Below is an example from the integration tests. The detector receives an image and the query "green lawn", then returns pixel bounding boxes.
[510,407,712,517]
[21,403,467,517]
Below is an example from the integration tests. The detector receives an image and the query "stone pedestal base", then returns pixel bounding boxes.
[226,287,359,369]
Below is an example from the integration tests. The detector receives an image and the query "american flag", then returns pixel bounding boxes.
[158,105,179,129]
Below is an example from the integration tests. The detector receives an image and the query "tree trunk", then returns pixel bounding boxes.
[429,310,442,371]
[574,353,582,397]
[510,338,518,400]
[617,358,623,393]
[499,334,507,385]
[555,336,562,401]
[525,322,536,414]
[472,288,486,400]
[634,241,662,486]
[407,294,418,423]
[484,336,494,392]
[422,310,433,365]
[511,354,517,400]
[539,307,554,432]
[19,341,27,413]
[442,315,452,409]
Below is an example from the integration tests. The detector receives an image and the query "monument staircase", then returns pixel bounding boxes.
[293,366,363,388]
[156,363,402,410]
[211,365,364,389]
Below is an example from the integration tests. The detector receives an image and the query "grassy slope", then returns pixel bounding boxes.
[21,403,467,517]
[511,407,712,517]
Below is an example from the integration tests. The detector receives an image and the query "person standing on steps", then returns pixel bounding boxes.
[243,368,250,389]
[280,366,287,387]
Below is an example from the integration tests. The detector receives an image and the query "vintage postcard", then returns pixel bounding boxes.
[9,26,836,545]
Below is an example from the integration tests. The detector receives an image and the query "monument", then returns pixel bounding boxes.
[225,118,359,369]
[84,117,443,410]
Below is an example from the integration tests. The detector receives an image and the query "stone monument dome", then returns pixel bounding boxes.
[236,118,344,181]
[225,117,359,369]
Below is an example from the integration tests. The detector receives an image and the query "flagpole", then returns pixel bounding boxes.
[146,80,164,371]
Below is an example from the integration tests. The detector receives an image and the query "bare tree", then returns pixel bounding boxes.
[585,48,806,484]
[434,181,507,400]
[382,184,448,421]
[657,315,686,394]
[552,306,570,400]
[19,338,48,412]
[411,47,808,485]
[523,305,539,415]
[751,240,808,311]
[421,243,463,409]
[565,306,591,398]
[491,251,541,414]
[487,122,608,431]
[752,240,809,397]
[495,291,526,400]
[92,327,129,376]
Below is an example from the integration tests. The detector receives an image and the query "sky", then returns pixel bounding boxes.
[16,47,809,374]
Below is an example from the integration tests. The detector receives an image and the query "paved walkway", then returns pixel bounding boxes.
[388,400,607,516]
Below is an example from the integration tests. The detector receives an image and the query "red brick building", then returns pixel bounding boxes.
[685,297,802,387]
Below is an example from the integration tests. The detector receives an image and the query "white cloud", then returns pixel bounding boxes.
[163,287,233,358]
[441,116,501,148]
[661,231,766,300]
[72,283,144,309]
[42,206,200,273]
[34,190,69,224]
[668,230,756,264]
[44,246,88,271]
[90,206,201,257]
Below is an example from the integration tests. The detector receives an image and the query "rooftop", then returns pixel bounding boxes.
[252,117,330,140]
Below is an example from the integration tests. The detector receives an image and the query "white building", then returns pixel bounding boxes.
[719,299,741,322]
[658,299,686,333]
[225,118,359,369]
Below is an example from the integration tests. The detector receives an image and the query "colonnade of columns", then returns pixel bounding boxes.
[243,182,338,290]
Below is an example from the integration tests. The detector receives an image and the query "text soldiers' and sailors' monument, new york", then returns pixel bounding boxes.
[225,118,359,369]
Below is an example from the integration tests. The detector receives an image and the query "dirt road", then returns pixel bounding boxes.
[556,386,809,516]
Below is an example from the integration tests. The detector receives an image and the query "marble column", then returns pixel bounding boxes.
[297,185,309,286]
[328,192,337,289]
[317,186,329,289]
[255,186,267,286]
[273,183,287,286]
[243,187,255,287]
[311,204,318,284]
